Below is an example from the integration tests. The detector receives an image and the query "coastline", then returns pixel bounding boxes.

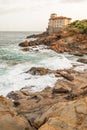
[0,29,87,130]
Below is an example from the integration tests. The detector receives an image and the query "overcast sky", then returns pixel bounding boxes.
[0,0,87,31]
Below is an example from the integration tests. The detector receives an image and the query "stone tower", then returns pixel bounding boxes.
[47,13,71,35]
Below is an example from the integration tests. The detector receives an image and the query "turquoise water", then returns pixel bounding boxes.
[0,31,40,74]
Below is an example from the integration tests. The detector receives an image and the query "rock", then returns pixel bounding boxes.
[74,52,84,56]
[61,73,74,81]
[57,70,74,81]
[77,58,87,64]
[0,96,30,130]
[52,79,72,94]
[26,32,48,39]
[6,70,87,130]
[7,91,26,100]
[25,67,51,75]
[19,40,29,47]
[39,97,87,130]
[27,34,38,38]
[66,71,87,100]
[18,28,87,56]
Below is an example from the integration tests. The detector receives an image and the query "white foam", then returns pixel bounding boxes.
[1,46,86,96]
[74,64,87,72]
[39,55,72,70]
[0,72,58,96]
[23,74,60,92]
[0,62,60,96]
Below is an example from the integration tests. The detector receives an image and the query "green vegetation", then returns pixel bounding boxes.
[70,20,87,34]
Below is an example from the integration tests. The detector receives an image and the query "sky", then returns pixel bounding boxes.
[0,0,87,31]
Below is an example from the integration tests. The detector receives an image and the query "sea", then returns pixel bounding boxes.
[0,31,87,96]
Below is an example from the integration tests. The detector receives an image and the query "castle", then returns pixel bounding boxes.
[47,13,71,35]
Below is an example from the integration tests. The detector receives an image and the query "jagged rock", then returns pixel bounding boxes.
[66,72,87,100]
[56,70,74,81]
[60,73,74,81]
[25,67,51,75]
[7,91,26,100]
[19,40,29,47]
[26,32,48,39]
[52,79,72,94]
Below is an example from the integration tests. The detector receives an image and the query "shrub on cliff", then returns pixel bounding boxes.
[70,19,87,34]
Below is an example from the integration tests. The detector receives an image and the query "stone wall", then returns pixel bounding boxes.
[47,26,62,35]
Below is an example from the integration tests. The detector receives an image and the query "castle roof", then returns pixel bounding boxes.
[49,16,71,20]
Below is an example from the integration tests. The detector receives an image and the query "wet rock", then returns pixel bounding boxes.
[77,58,87,64]
[25,67,51,75]
[19,40,29,47]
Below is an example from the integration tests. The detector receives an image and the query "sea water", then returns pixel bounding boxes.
[0,31,87,96]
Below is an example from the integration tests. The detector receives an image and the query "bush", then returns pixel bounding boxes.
[70,20,87,34]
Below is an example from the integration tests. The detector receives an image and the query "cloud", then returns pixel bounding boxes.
[0,0,35,15]
[0,0,54,15]
[0,7,25,15]
[60,0,87,3]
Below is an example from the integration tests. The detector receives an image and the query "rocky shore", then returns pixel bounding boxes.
[0,67,87,130]
[0,25,87,130]
[19,31,87,56]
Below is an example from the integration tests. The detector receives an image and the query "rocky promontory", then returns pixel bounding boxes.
[0,20,87,130]
[19,20,87,56]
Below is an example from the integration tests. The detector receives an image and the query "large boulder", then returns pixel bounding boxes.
[0,96,30,130]
[39,97,87,130]
[19,40,29,47]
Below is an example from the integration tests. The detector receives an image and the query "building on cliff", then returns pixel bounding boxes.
[47,13,71,35]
